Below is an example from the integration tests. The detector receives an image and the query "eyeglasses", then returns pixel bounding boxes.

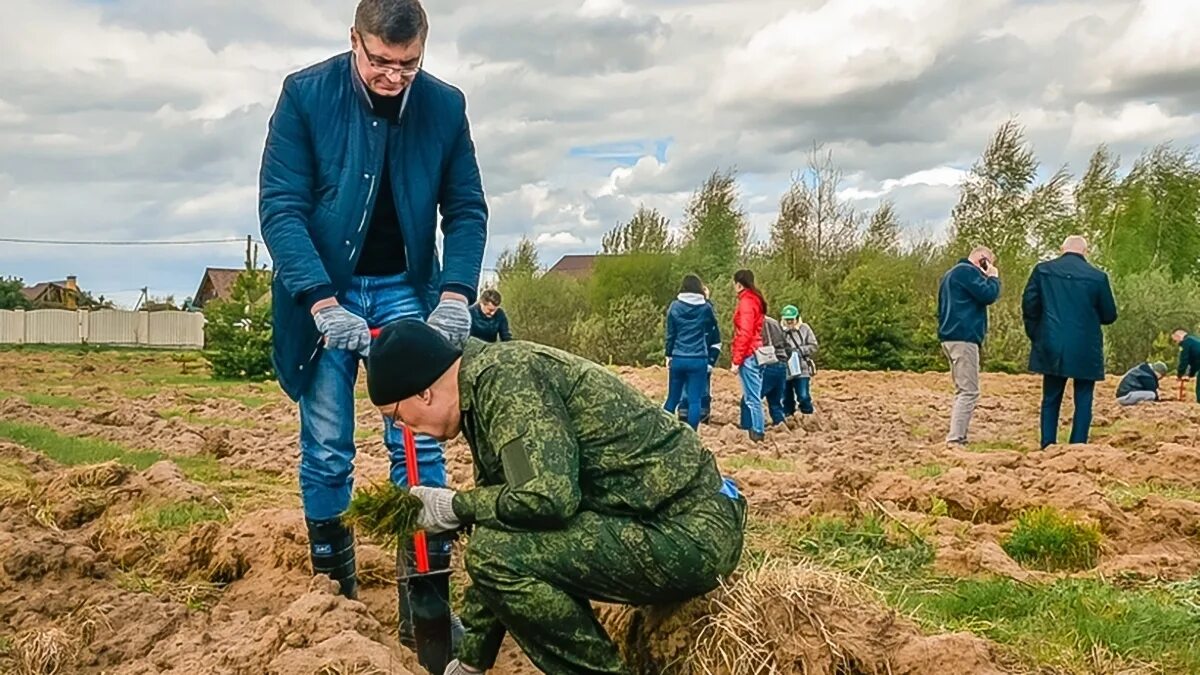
[356,30,421,78]
[385,402,404,430]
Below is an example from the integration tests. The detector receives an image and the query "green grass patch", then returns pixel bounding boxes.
[135,501,228,532]
[0,390,89,409]
[172,454,295,512]
[749,513,933,580]
[906,463,945,479]
[1002,506,1102,572]
[897,577,1200,673]
[723,455,796,473]
[114,570,223,611]
[0,420,163,469]
[909,424,932,439]
[1106,482,1200,508]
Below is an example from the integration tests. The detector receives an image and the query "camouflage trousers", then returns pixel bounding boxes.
[458,488,746,674]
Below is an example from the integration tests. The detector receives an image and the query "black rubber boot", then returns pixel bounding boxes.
[306,517,358,600]
[397,534,456,674]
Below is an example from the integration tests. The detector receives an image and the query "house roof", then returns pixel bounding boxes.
[193,267,271,308]
[20,280,71,302]
[547,254,600,278]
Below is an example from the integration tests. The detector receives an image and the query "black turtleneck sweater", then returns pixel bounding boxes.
[355,90,407,277]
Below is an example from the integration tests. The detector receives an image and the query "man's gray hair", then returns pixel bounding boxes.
[969,245,995,261]
[355,0,428,44]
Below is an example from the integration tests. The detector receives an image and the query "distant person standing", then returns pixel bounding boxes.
[731,270,767,442]
[1022,236,1118,448]
[677,283,720,425]
[1172,329,1200,403]
[757,316,789,428]
[469,289,511,343]
[664,274,720,429]
[1115,361,1168,406]
[780,305,818,416]
[937,246,1000,446]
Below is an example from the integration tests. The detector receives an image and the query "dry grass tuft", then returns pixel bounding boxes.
[690,559,876,675]
[12,628,74,675]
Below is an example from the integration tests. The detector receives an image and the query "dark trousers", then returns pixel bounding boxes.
[664,357,709,429]
[783,377,813,415]
[1040,375,1096,448]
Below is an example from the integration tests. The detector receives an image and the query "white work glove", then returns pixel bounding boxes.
[444,660,484,675]
[410,485,462,534]
[313,304,372,356]
[426,298,472,348]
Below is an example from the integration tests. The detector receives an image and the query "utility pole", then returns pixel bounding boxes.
[244,235,253,271]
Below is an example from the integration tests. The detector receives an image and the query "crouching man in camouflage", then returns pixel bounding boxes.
[366,318,747,674]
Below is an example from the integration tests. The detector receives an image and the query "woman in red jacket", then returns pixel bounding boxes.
[732,269,767,441]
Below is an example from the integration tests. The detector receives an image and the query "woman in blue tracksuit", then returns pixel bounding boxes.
[664,274,721,429]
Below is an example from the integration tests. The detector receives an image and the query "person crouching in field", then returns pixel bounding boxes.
[1115,361,1168,406]
[780,305,818,416]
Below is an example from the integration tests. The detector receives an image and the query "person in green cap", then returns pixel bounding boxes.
[1115,360,1169,406]
[366,318,747,675]
[780,305,819,416]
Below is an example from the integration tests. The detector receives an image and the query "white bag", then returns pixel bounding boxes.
[787,352,803,378]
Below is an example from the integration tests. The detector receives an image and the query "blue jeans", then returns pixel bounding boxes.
[298,273,447,521]
[677,371,712,422]
[761,363,787,426]
[664,357,708,429]
[1040,375,1095,449]
[738,361,765,435]
[783,377,813,415]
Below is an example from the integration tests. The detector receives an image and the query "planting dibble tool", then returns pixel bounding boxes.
[370,326,452,673]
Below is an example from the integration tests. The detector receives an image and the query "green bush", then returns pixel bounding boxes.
[203,270,274,381]
[1002,506,1102,572]
[571,294,665,366]
[499,273,588,350]
[1107,269,1200,372]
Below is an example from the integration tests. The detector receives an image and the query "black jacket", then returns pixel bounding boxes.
[469,305,512,343]
[1021,253,1118,381]
[1116,363,1159,399]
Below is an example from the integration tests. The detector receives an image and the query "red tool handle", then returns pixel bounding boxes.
[1181,378,1187,401]
[370,325,430,574]
[403,424,431,574]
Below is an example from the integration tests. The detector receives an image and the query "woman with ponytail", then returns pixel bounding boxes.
[731,269,767,441]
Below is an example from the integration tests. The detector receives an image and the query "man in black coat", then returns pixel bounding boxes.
[1022,236,1118,448]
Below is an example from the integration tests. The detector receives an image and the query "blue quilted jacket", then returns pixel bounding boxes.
[259,53,487,400]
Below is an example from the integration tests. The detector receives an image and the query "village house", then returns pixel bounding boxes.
[20,276,84,309]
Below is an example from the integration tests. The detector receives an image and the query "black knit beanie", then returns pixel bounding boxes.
[367,319,463,406]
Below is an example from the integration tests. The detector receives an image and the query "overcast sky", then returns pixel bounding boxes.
[2,0,1198,307]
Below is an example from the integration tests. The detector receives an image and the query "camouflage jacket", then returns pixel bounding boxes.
[450,339,722,530]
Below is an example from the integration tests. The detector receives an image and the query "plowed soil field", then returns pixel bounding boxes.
[1,347,1197,674]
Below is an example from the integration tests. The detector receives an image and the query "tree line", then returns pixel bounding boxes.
[496,121,1200,374]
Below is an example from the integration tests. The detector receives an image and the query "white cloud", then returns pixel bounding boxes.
[840,167,968,201]
[535,232,584,246]
[0,0,1198,295]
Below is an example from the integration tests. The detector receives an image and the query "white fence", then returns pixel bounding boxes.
[0,309,205,349]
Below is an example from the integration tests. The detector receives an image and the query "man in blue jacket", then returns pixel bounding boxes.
[258,0,485,668]
[1022,236,1118,448]
[1172,329,1200,403]
[937,246,1000,445]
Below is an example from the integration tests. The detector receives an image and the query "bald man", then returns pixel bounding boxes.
[1022,236,1118,448]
